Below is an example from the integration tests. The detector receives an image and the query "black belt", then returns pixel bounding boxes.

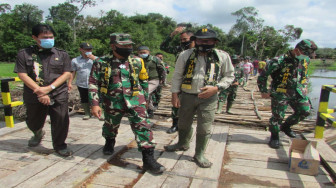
[182,91,198,96]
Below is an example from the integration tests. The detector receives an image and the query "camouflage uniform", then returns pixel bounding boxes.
[257,39,318,148]
[152,60,168,107]
[217,62,244,113]
[89,54,156,150]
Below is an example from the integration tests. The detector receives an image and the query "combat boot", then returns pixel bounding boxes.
[269,132,280,149]
[103,138,115,155]
[193,134,212,168]
[280,124,296,138]
[216,101,225,114]
[164,128,192,151]
[147,109,154,118]
[142,148,166,174]
[226,101,233,114]
[82,103,91,120]
[166,118,178,134]
[28,129,45,147]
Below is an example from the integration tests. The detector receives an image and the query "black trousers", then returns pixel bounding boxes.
[77,86,89,103]
[25,100,69,150]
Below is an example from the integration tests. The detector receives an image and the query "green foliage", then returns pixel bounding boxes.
[0,3,315,63]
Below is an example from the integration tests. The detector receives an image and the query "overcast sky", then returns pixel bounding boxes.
[3,0,336,48]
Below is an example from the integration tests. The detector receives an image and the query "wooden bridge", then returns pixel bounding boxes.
[0,77,335,187]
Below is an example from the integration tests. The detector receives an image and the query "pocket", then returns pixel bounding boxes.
[50,59,63,74]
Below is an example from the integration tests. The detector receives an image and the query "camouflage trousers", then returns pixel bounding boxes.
[102,103,156,150]
[269,92,311,134]
[152,85,162,105]
[218,85,238,103]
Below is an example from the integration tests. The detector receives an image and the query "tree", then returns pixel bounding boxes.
[0,3,11,14]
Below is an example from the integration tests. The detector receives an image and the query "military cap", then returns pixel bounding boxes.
[80,42,93,49]
[138,46,150,51]
[190,28,220,41]
[231,54,239,63]
[295,39,318,53]
[110,33,134,45]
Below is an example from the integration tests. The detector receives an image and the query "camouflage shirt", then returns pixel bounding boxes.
[159,36,185,56]
[233,64,244,84]
[89,55,148,109]
[257,51,310,97]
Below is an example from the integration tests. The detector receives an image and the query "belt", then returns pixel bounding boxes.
[182,91,198,96]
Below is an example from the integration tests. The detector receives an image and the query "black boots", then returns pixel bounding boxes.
[147,109,154,118]
[280,124,297,138]
[142,148,166,174]
[166,118,178,134]
[103,138,115,155]
[269,132,280,149]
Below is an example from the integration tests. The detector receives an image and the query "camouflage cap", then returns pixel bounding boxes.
[110,33,134,45]
[295,39,318,53]
[231,54,239,63]
[190,28,220,41]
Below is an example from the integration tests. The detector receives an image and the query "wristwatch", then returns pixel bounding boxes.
[50,84,56,90]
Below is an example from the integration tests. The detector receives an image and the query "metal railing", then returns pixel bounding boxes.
[314,84,336,138]
[0,77,23,128]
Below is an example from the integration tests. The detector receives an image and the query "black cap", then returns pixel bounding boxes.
[80,42,93,49]
[190,28,220,41]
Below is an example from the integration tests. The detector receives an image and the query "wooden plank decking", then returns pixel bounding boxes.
[0,77,335,187]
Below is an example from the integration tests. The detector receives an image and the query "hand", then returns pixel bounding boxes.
[87,54,97,60]
[170,26,185,37]
[38,95,51,105]
[34,86,52,97]
[261,93,271,98]
[198,86,218,99]
[171,93,180,108]
[68,83,72,91]
[91,105,102,118]
[232,81,239,86]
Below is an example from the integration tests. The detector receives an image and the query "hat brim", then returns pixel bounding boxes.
[117,41,134,45]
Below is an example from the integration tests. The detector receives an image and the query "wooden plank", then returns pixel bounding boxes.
[190,178,217,188]
[194,125,228,179]
[0,158,58,187]
[16,161,77,187]
[224,164,333,183]
[160,175,191,188]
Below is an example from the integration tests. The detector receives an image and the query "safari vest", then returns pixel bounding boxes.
[181,49,221,89]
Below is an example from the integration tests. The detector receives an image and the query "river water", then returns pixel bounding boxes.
[307,69,336,120]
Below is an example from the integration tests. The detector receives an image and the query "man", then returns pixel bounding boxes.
[88,33,165,174]
[160,26,195,134]
[257,39,318,149]
[68,42,96,120]
[164,28,234,168]
[14,24,73,157]
[137,46,166,118]
[152,52,169,109]
[216,55,244,114]
[252,59,259,76]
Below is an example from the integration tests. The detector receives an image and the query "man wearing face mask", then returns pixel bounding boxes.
[164,28,234,168]
[14,24,73,157]
[258,39,318,149]
[137,46,166,118]
[88,33,165,174]
[160,25,195,134]
[68,43,96,120]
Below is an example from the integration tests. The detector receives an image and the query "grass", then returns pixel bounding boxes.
[0,62,17,78]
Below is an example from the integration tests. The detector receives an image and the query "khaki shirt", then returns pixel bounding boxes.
[171,48,235,94]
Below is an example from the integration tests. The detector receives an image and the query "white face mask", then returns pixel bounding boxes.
[139,54,149,58]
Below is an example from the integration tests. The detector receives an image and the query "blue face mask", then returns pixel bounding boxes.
[40,39,54,49]
[85,52,92,56]
[139,54,149,59]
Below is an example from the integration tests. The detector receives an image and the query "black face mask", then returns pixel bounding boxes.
[115,46,133,58]
[181,41,191,50]
[196,44,215,53]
